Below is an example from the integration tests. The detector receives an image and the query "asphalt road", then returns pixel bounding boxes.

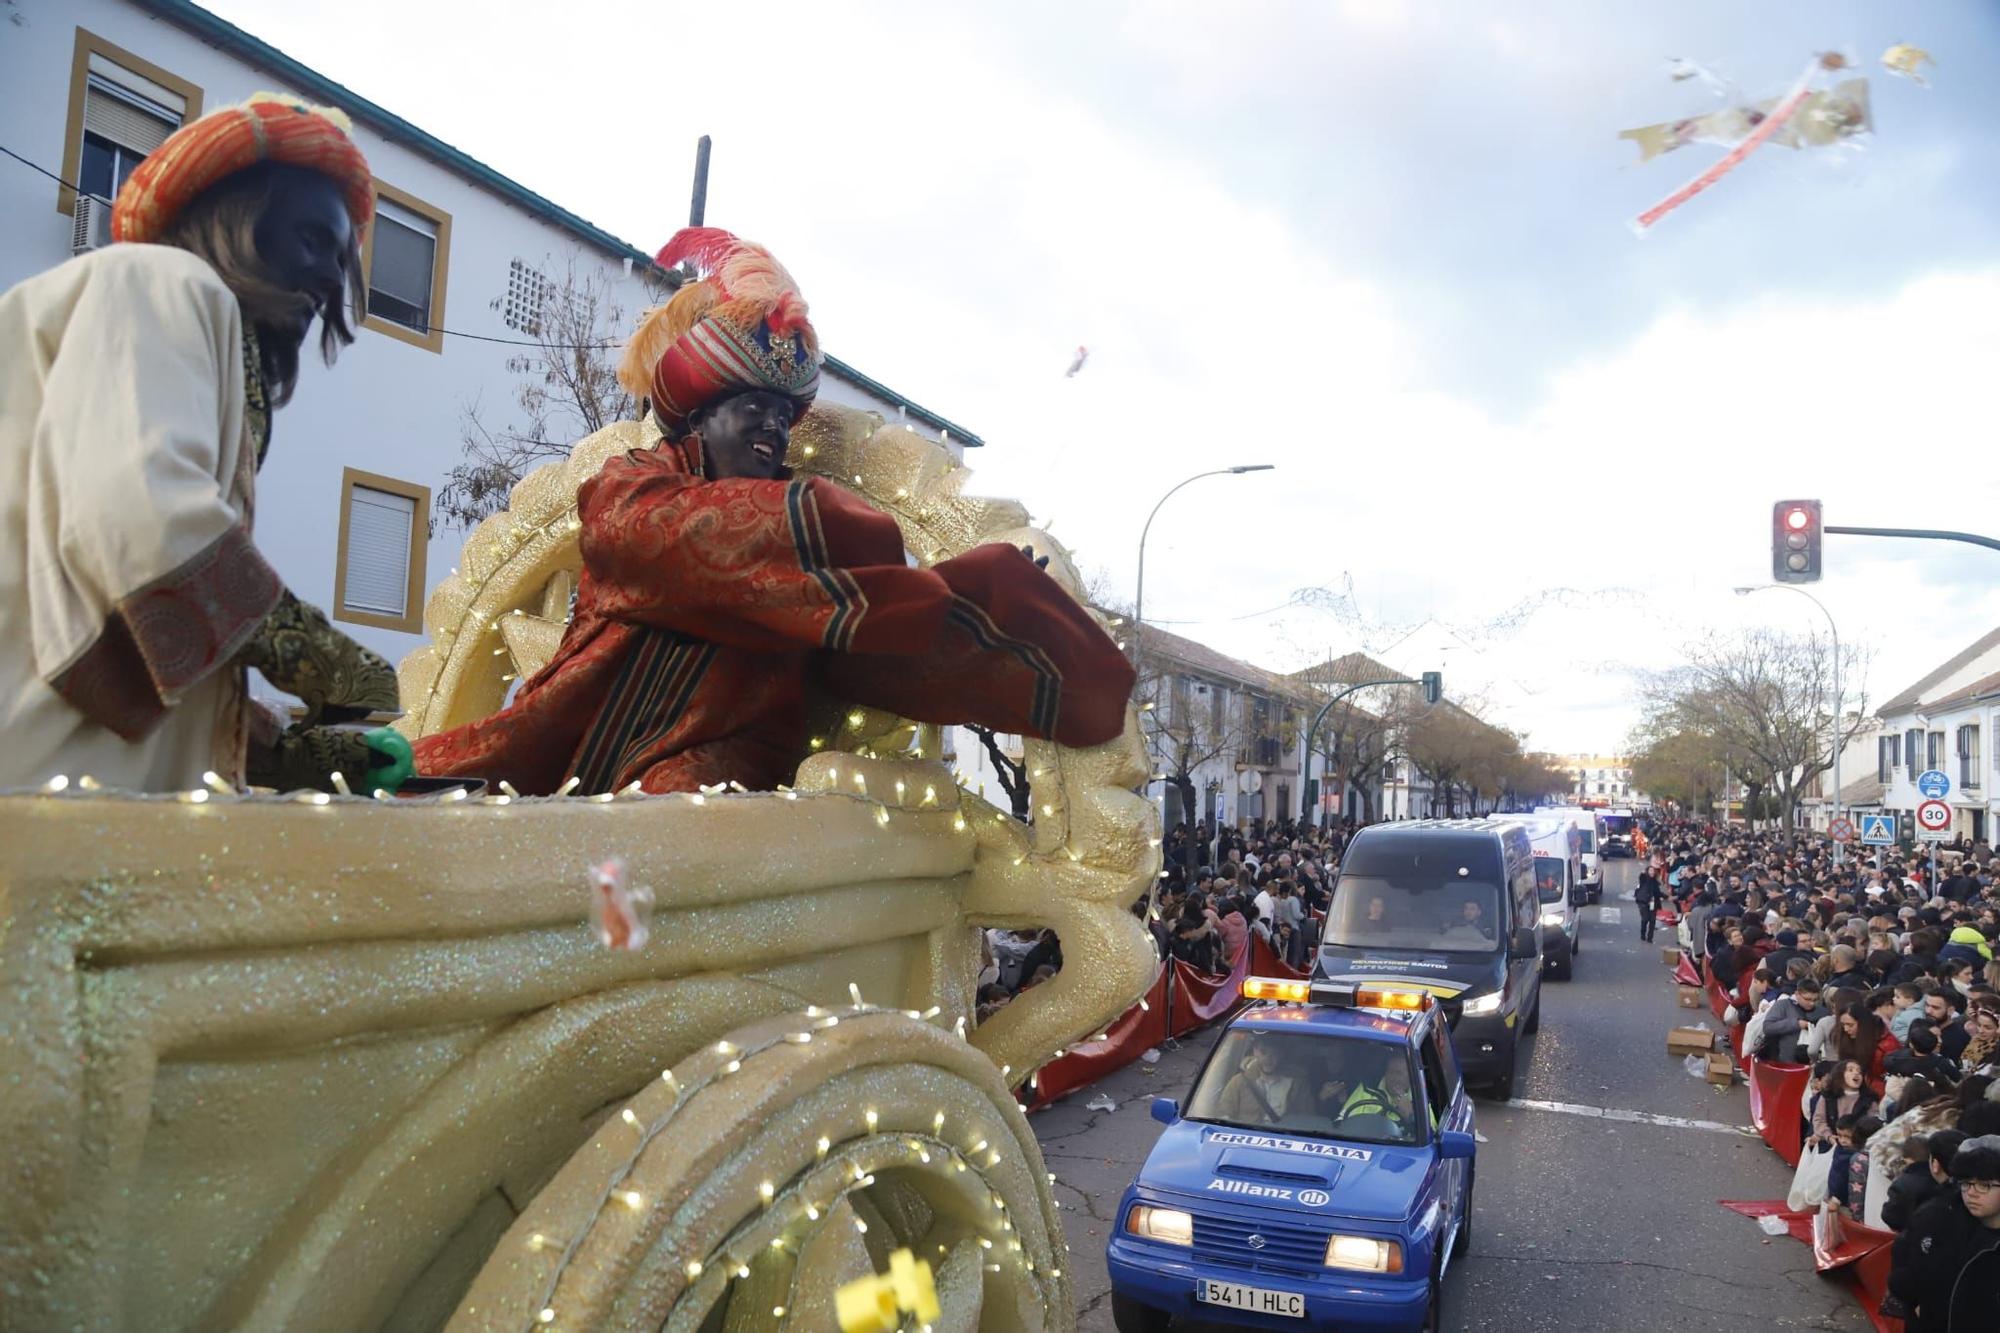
[1032,859,1873,1332]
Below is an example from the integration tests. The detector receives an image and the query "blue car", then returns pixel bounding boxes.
[1105,979,1476,1332]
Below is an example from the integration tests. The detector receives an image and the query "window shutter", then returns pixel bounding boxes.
[342,486,415,617]
[83,76,178,155]
[368,202,439,328]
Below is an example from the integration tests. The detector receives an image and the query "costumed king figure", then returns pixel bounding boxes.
[413,228,1134,795]
[0,93,404,794]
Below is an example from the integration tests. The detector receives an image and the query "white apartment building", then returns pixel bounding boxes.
[1873,626,2000,845]
[2,0,981,689]
[1562,753,1646,805]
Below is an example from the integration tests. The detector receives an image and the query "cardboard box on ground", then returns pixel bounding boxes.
[1667,1026,1715,1057]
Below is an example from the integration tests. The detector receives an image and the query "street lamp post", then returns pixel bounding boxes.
[1735,584,1844,859]
[1132,465,1275,657]
[1133,465,1271,863]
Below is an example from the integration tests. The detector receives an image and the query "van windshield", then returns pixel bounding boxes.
[1533,856,1566,904]
[1600,815,1633,838]
[1184,1028,1421,1145]
[1325,875,1503,954]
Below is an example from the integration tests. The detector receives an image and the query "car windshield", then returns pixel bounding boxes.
[1533,856,1566,904]
[1324,874,1503,954]
[1184,1028,1421,1145]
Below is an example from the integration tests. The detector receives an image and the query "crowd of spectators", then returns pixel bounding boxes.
[1649,817,2000,1330]
[1147,817,1353,974]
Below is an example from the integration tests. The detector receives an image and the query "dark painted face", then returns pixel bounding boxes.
[693,389,795,480]
[251,172,353,351]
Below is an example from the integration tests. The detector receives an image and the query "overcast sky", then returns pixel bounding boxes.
[213,0,2000,753]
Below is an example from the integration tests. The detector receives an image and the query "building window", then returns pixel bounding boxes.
[362,180,451,353]
[58,29,203,215]
[1927,731,1945,771]
[1906,728,1923,776]
[334,468,430,633]
[1960,724,1982,790]
[1879,734,1896,783]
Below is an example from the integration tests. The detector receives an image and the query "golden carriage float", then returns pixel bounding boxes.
[0,405,1160,1331]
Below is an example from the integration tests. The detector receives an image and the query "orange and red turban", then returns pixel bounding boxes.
[617,228,822,436]
[112,92,374,244]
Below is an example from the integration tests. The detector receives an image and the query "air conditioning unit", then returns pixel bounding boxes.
[71,195,112,256]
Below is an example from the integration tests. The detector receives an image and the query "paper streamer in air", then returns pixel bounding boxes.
[1632,60,1820,234]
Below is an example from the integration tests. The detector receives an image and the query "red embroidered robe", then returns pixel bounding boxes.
[414,437,1134,794]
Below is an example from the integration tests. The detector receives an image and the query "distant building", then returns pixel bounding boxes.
[1560,753,1647,806]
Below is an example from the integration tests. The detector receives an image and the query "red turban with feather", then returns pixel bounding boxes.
[618,228,821,436]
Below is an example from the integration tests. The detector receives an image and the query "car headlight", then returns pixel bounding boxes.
[1540,911,1565,927]
[1325,1234,1403,1273]
[1125,1204,1193,1246]
[1461,989,1503,1015]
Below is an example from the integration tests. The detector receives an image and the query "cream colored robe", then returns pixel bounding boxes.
[0,244,280,792]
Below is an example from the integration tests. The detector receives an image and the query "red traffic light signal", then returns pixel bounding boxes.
[1772,499,1822,583]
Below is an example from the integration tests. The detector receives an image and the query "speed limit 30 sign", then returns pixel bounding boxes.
[1915,799,1953,840]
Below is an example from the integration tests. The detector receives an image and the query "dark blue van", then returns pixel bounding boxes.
[1312,819,1544,1098]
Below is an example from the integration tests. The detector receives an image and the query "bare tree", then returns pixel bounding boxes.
[966,726,1032,821]
[1641,628,1869,841]
[436,254,661,530]
[1626,720,1728,814]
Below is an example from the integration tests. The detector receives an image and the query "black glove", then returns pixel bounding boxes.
[238,589,399,725]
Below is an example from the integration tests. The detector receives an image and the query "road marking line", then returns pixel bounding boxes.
[1504,1098,1757,1138]
[1596,906,1623,925]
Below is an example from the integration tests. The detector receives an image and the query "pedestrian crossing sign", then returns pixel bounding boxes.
[1858,814,1896,846]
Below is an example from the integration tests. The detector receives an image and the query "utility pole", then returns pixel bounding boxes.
[689,135,712,227]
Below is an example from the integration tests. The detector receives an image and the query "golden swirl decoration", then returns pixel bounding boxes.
[396,406,1162,1092]
[453,1008,1067,1331]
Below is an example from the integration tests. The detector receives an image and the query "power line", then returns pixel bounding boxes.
[2,144,627,350]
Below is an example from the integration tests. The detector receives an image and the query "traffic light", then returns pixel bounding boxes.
[1772,500,1823,583]
[1421,671,1443,705]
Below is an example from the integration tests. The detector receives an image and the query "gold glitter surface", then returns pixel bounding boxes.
[0,405,1151,1329]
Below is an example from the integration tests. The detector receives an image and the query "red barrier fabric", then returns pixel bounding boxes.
[1746,1059,1810,1167]
[1170,948,1248,1034]
[1705,968,1731,1023]
[1248,933,1309,980]
[1030,962,1170,1106]
[1720,1199,1813,1243]
[1719,1203,1903,1333]
[1674,954,1702,987]
[1847,1231,1903,1333]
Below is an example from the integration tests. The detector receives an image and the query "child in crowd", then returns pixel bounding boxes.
[1881,1129,1966,1231]
[1810,1059,1877,1148]
[1889,982,1925,1042]
[1827,1112,1882,1216]
[1885,1024,1959,1089]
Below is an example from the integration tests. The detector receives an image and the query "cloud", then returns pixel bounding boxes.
[197,0,2000,757]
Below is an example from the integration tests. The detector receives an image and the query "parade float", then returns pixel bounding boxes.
[0,403,1159,1331]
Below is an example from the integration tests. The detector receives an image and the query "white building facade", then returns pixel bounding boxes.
[2,0,981,694]
[1873,626,2000,845]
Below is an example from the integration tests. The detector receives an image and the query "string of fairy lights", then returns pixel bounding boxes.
[517,998,1065,1330]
